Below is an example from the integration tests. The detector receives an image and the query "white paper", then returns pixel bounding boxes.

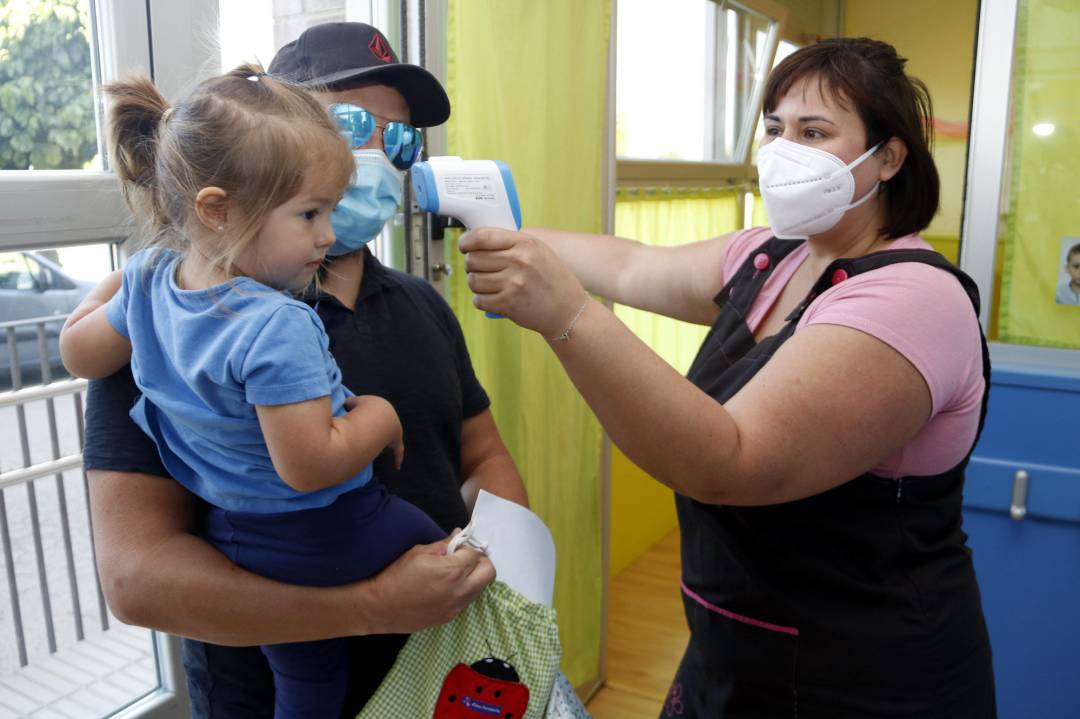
[456,490,557,607]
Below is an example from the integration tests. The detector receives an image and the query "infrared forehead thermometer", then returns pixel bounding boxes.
[410,156,522,232]
[410,157,522,318]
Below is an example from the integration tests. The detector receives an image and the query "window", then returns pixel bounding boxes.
[1,0,152,253]
[986,0,1080,350]
[0,0,102,171]
[712,2,777,162]
[615,1,711,163]
[616,0,784,169]
[218,0,401,72]
[0,2,188,716]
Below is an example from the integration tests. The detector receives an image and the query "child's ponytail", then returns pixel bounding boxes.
[104,75,170,231]
[100,63,354,265]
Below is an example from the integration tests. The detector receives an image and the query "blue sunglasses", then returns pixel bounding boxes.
[329,103,423,170]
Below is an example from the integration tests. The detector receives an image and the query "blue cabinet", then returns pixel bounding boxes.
[963,366,1080,719]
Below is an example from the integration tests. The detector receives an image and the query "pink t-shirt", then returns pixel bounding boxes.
[721,227,985,478]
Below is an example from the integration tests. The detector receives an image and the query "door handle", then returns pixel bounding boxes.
[431,262,453,281]
[1009,469,1029,521]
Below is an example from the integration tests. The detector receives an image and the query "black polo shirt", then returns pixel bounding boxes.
[82,248,490,717]
[311,249,487,532]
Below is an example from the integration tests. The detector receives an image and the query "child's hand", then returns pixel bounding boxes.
[345,395,405,469]
[389,431,405,470]
[59,269,132,379]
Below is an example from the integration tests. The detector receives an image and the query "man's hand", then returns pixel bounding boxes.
[357,535,496,634]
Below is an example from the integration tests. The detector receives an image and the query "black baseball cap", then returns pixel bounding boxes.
[268,22,450,128]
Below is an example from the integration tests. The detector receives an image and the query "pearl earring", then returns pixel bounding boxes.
[217,225,224,231]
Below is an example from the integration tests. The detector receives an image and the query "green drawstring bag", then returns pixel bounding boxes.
[356,580,561,719]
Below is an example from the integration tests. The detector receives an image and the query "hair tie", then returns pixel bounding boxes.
[247,72,268,82]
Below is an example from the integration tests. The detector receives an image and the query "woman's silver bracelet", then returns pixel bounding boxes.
[548,294,590,342]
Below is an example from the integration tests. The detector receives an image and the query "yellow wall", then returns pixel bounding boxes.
[776,0,842,43]
[609,447,679,577]
[844,0,979,244]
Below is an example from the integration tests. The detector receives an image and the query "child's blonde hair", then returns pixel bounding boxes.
[105,63,354,276]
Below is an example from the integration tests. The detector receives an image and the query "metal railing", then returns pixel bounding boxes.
[0,314,104,669]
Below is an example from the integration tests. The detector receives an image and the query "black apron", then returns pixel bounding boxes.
[665,238,996,718]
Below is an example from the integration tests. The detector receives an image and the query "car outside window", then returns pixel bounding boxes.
[0,252,36,291]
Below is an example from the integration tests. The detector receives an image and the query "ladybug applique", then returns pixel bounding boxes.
[433,655,530,718]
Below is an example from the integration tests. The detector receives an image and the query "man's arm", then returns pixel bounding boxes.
[89,468,494,645]
[459,409,528,512]
[437,278,528,512]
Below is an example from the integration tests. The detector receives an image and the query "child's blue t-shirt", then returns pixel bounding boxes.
[105,248,372,513]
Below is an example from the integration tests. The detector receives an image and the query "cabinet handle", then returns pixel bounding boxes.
[1010,470,1029,521]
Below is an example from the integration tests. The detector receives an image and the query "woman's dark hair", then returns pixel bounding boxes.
[764,37,939,240]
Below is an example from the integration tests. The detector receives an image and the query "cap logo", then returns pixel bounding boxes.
[369,33,393,63]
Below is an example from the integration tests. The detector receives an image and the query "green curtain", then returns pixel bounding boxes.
[996,0,1080,349]
[445,0,609,688]
[612,188,739,374]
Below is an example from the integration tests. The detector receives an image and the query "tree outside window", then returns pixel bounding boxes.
[0,0,99,170]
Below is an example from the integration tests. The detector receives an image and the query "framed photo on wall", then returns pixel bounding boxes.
[1056,236,1080,307]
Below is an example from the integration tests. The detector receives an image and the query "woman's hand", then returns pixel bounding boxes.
[459,228,588,339]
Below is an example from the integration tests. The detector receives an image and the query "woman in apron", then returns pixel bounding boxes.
[460,37,995,718]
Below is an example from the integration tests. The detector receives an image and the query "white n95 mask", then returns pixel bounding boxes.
[757,137,883,239]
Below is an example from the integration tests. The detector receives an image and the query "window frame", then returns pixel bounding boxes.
[0,1,217,715]
[0,0,220,252]
[0,0,148,252]
[613,0,788,196]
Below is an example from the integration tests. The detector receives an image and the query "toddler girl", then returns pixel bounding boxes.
[60,65,445,718]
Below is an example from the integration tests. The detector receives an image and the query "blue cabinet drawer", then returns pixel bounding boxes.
[965,365,1080,522]
[965,457,1080,523]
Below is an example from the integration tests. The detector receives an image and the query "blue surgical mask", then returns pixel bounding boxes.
[329,149,403,256]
